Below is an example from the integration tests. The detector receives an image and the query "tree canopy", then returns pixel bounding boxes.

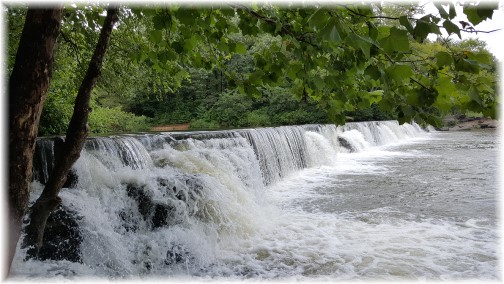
[7,2,500,132]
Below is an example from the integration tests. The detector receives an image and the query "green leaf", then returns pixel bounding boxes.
[321,21,342,43]
[420,113,442,127]
[464,7,480,25]
[464,3,497,25]
[482,104,497,119]
[244,84,261,98]
[357,6,373,17]
[364,65,381,80]
[248,71,264,85]
[235,42,247,54]
[435,51,453,68]
[406,92,420,106]
[153,13,170,30]
[435,76,457,98]
[385,64,413,82]
[413,18,441,42]
[468,86,482,105]
[218,41,229,53]
[367,90,383,104]
[313,76,326,89]
[476,4,497,20]
[463,6,482,26]
[399,16,414,34]
[434,3,449,19]
[287,61,303,80]
[308,8,329,27]
[380,27,409,53]
[183,36,198,52]
[368,22,378,40]
[177,9,197,26]
[346,33,372,58]
[442,20,461,39]
[448,3,457,19]
[171,41,184,53]
[455,58,480,73]
[468,52,491,65]
[149,29,163,43]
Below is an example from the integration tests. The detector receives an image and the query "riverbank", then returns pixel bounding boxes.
[150,123,190,131]
[442,115,500,131]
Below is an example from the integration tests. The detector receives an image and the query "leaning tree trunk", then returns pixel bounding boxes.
[7,7,63,275]
[21,7,119,261]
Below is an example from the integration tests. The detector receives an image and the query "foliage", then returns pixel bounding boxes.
[189,119,220,130]
[208,90,253,127]
[38,93,73,137]
[88,106,150,134]
[7,2,501,136]
[247,110,272,127]
[6,7,26,74]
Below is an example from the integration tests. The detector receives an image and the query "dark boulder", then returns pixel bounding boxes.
[152,204,173,228]
[34,204,83,262]
[338,137,355,152]
[126,184,152,219]
[63,169,79,188]
[125,183,176,229]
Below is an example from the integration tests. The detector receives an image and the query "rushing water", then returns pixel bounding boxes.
[12,121,500,281]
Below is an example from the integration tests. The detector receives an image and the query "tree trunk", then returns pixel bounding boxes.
[7,7,63,275]
[22,7,119,261]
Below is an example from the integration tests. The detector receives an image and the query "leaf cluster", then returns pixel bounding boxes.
[8,2,499,135]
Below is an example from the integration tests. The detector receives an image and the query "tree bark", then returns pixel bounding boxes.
[22,7,119,261]
[7,7,63,275]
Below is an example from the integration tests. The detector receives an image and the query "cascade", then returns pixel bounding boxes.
[23,120,429,277]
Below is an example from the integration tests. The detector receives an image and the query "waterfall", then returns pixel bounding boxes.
[22,120,429,277]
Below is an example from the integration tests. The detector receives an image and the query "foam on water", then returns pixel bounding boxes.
[201,210,497,280]
[11,121,498,280]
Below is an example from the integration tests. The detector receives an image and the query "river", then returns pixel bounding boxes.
[11,122,500,281]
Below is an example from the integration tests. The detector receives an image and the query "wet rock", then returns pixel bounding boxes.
[338,137,355,152]
[126,184,151,219]
[152,204,174,228]
[36,205,83,263]
[32,137,79,187]
[165,243,190,265]
[125,183,176,229]
[63,169,79,188]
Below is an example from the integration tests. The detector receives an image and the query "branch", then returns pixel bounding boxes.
[410,77,432,92]
[344,5,501,35]
[60,31,82,66]
[461,28,502,34]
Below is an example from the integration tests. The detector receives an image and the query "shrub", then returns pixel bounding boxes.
[274,109,314,125]
[208,91,253,127]
[89,106,150,134]
[189,119,220,130]
[38,92,74,136]
[247,109,272,127]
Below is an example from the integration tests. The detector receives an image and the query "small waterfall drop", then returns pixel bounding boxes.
[20,120,430,278]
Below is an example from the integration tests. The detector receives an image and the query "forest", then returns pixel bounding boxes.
[5,2,500,277]
[7,3,499,136]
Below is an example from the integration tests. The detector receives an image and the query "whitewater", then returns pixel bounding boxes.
[11,121,499,281]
